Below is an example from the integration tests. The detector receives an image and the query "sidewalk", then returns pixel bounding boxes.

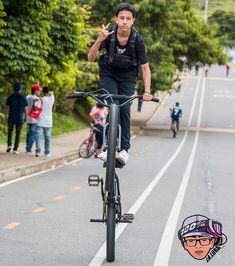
[0,94,165,184]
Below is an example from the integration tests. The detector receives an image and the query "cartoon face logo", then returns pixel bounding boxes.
[178,214,227,262]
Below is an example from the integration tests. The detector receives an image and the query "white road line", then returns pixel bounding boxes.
[153,76,206,266]
[88,72,202,266]
[0,158,84,188]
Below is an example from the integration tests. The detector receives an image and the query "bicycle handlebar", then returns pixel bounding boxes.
[66,91,160,107]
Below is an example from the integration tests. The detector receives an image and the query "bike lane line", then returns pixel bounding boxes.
[88,72,203,266]
[153,76,206,266]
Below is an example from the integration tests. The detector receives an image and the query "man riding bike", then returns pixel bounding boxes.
[170,102,182,131]
[88,3,153,166]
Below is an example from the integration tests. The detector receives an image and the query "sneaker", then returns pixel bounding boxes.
[45,154,51,158]
[116,150,129,166]
[6,146,12,152]
[26,151,32,155]
[35,153,40,157]
[97,150,107,161]
[13,150,19,154]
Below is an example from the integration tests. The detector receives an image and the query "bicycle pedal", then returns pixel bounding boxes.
[90,218,104,223]
[88,175,101,186]
[123,213,134,221]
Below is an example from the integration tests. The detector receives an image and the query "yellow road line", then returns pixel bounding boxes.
[32,207,46,213]
[71,185,80,191]
[3,222,20,230]
[54,195,65,201]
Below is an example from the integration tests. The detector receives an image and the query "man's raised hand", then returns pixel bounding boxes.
[98,23,114,42]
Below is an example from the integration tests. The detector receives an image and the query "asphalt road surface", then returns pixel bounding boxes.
[0,65,234,266]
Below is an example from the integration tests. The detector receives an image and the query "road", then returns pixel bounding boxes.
[0,65,234,266]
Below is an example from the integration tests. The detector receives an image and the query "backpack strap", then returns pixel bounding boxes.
[129,29,138,66]
[108,25,117,64]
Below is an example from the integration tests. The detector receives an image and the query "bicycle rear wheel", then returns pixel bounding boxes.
[172,123,177,138]
[78,137,96,158]
[106,199,116,262]
[105,103,119,192]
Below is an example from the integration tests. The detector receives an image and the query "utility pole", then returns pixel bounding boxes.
[204,0,209,23]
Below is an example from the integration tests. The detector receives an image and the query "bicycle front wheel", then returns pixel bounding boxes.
[78,137,96,158]
[106,200,116,262]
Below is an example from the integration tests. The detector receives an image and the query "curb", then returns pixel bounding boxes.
[0,92,168,185]
[0,151,79,184]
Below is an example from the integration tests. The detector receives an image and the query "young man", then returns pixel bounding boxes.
[35,87,54,157]
[25,84,41,154]
[170,102,182,131]
[88,3,152,166]
[5,82,28,154]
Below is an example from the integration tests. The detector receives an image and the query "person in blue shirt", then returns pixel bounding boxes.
[5,82,28,154]
[170,102,182,131]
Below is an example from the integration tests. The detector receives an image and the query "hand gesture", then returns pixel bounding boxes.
[98,23,114,42]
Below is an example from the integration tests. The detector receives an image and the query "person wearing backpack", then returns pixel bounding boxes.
[25,84,42,154]
[35,86,54,157]
[88,3,152,166]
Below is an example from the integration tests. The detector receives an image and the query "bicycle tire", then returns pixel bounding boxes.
[78,137,96,158]
[105,104,119,192]
[106,201,116,262]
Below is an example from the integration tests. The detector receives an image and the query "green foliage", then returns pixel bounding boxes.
[208,10,235,41]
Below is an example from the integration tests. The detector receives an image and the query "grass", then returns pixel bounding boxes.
[0,113,87,145]
[192,0,235,17]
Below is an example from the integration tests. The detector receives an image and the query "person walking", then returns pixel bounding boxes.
[226,64,230,77]
[35,87,54,157]
[5,82,28,154]
[25,84,42,154]
[88,3,153,166]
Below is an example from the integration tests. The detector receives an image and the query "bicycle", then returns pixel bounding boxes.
[79,123,102,158]
[171,120,178,138]
[67,91,159,262]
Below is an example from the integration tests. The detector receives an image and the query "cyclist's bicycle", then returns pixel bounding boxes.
[79,123,102,158]
[67,91,159,262]
[171,120,178,138]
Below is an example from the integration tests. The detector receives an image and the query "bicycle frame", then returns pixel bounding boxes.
[67,91,159,262]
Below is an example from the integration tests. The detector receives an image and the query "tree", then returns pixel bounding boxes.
[208,10,235,41]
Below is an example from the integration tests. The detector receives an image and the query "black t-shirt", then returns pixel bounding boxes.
[98,27,148,82]
[6,93,27,125]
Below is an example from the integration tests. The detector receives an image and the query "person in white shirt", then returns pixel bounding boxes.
[35,86,55,157]
[26,84,41,154]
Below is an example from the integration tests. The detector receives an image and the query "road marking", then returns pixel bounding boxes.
[71,185,80,191]
[183,76,235,81]
[88,72,202,266]
[153,76,206,266]
[54,195,65,201]
[0,158,84,189]
[3,222,20,230]
[32,207,46,213]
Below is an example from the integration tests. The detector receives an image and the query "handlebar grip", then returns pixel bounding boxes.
[66,92,85,99]
[151,97,160,103]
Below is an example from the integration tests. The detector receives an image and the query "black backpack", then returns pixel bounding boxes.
[106,25,138,69]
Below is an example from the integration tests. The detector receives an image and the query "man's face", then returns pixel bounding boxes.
[183,236,215,260]
[115,10,135,32]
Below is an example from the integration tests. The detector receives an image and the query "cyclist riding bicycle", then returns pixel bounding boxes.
[170,102,182,131]
[88,3,153,166]
[89,103,108,156]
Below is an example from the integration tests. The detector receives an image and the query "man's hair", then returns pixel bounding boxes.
[43,86,50,94]
[115,3,136,18]
[176,102,179,106]
[13,82,22,92]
